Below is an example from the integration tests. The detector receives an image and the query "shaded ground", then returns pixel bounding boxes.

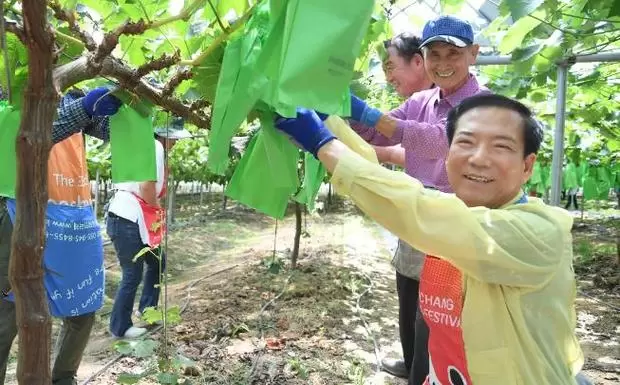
[4,193,619,384]
[571,214,620,385]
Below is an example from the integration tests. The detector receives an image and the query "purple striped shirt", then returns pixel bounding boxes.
[352,75,489,193]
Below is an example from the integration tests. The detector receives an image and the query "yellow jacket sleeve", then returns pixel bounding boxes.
[331,148,573,288]
[324,116,378,164]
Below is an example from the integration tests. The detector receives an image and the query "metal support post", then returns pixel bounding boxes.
[550,63,569,206]
[476,51,620,66]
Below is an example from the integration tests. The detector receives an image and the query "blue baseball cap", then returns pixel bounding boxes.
[420,16,474,48]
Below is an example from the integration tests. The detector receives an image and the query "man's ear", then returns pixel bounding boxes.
[468,44,480,64]
[413,53,424,67]
[522,153,537,184]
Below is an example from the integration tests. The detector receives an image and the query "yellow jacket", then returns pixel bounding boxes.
[325,116,583,385]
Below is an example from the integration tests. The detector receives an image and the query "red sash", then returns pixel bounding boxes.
[420,256,473,385]
[132,167,168,248]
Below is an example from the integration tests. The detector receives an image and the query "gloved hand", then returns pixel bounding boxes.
[274,108,336,158]
[349,92,383,127]
[82,87,122,116]
[315,111,329,121]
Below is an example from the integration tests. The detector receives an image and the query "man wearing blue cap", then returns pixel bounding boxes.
[346,15,490,384]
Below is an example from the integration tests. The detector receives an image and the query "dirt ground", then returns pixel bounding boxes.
[4,194,619,385]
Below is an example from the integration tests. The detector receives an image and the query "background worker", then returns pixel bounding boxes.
[106,117,192,339]
[348,15,490,384]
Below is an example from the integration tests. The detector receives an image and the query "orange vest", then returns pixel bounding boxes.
[47,133,91,206]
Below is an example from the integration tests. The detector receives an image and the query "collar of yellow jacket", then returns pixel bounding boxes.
[501,190,574,233]
[501,190,527,208]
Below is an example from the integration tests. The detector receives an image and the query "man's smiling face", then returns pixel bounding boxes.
[446,106,536,208]
[423,42,478,95]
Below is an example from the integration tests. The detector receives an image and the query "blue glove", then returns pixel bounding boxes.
[350,92,383,127]
[82,87,122,116]
[274,108,336,158]
[315,111,329,121]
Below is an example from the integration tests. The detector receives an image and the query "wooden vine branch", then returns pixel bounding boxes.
[93,19,148,64]
[113,80,210,128]
[49,0,96,50]
[189,99,210,111]
[98,58,208,127]
[136,50,181,77]
[12,0,58,383]
[53,55,209,128]
[162,69,193,97]
[3,17,25,43]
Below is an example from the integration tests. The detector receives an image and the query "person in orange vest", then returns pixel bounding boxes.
[0,87,122,385]
[106,116,192,339]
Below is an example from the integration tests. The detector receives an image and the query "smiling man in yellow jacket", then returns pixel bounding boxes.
[274,93,588,385]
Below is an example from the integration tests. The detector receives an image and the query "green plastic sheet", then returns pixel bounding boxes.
[527,161,552,193]
[225,112,299,218]
[275,0,375,116]
[209,0,376,217]
[208,36,245,176]
[596,167,612,199]
[0,103,20,198]
[582,166,599,200]
[582,165,612,201]
[293,153,326,212]
[527,162,542,192]
[563,162,579,190]
[208,2,284,175]
[109,105,156,183]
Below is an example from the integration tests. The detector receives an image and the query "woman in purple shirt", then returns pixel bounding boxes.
[349,15,490,385]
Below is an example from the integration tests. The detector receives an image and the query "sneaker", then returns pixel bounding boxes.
[122,326,147,339]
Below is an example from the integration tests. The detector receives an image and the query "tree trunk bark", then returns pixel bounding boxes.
[291,202,302,269]
[9,0,57,383]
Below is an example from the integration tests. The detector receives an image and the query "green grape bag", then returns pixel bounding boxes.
[0,103,21,198]
[208,1,288,175]
[225,112,299,218]
[563,163,579,190]
[109,105,156,183]
[274,0,374,115]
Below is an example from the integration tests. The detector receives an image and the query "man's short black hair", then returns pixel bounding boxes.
[383,32,423,62]
[446,94,543,157]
